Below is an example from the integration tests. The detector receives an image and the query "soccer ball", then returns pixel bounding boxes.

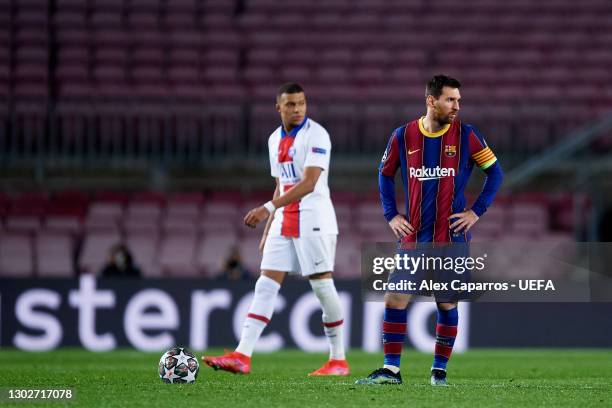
[158,347,200,384]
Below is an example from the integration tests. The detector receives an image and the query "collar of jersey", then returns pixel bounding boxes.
[419,117,450,138]
[281,117,308,138]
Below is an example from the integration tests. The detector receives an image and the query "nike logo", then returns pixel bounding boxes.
[408,149,421,155]
[314,260,324,266]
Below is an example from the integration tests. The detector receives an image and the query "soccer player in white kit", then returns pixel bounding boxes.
[203,83,349,376]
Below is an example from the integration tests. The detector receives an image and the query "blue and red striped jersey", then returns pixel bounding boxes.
[379,117,503,243]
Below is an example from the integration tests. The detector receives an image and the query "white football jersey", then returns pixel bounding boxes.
[267,118,338,238]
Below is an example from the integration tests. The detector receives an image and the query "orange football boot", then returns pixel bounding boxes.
[202,350,251,374]
[308,359,350,376]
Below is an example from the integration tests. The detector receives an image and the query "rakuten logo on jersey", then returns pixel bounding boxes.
[409,166,455,181]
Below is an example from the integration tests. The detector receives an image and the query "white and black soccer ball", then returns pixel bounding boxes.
[158,347,200,384]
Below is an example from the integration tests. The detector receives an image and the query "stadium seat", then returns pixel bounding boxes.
[127,10,158,29]
[79,230,122,274]
[35,231,74,277]
[125,201,162,219]
[56,0,89,11]
[13,192,50,211]
[166,198,202,219]
[93,191,129,203]
[126,232,161,277]
[164,11,195,28]
[45,215,82,233]
[2,0,605,281]
[334,239,361,279]
[163,215,198,234]
[510,203,548,226]
[195,232,239,277]
[238,236,262,277]
[0,233,34,277]
[124,218,159,235]
[91,11,123,29]
[158,232,199,277]
[334,204,352,227]
[4,215,42,232]
[200,13,233,29]
[200,212,238,234]
[85,202,123,231]
[205,202,240,219]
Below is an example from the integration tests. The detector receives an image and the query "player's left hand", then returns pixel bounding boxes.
[448,209,479,233]
[244,206,270,228]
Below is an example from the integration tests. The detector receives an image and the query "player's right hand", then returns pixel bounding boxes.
[244,206,270,228]
[388,214,415,239]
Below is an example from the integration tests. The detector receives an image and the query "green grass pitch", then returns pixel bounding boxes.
[0,349,610,407]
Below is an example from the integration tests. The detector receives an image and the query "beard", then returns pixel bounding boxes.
[434,110,457,125]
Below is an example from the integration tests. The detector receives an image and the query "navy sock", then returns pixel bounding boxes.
[432,307,458,371]
[382,307,407,369]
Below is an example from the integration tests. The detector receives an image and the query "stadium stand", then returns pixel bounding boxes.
[0,190,577,278]
[0,0,605,278]
[1,0,611,166]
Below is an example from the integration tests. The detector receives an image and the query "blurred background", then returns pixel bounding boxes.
[0,0,611,281]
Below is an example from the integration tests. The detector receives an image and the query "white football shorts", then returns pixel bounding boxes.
[260,234,337,276]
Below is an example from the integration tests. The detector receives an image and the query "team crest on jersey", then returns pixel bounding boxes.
[288,146,296,158]
[445,145,456,157]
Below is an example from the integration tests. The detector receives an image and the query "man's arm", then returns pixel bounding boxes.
[379,129,414,239]
[272,166,321,208]
[244,166,322,228]
[379,172,398,222]
[449,160,504,233]
[380,172,415,239]
[449,125,504,233]
[258,178,280,251]
[471,162,504,216]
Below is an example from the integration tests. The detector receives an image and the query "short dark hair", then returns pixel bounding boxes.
[426,75,461,98]
[277,82,304,99]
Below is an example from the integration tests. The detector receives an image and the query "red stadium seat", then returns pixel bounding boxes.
[334,239,361,279]
[126,232,161,277]
[79,230,122,274]
[122,200,162,233]
[202,0,236,13]
[129,0,162,12]
[91,11,123,29]
[56,0,88,11]
[45,215,83,233]
[85,202,123,232]
[132,47,164,66]
[56,27,89,47]
[334,204,352,226]
[158,232,199,277]
[93,191,129,204]
[238,236,262,277]
[169,49,199,66]
[0,233,34,277]
[195,232,239,277]
[4,215,41,233]
[200,13,233,29]
[244,67,275,85]
[127,11,159,29]
[90,0,123,12]
[35,231,74,277]
[162,215,198,234]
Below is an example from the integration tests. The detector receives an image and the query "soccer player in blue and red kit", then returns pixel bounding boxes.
[356,75,504,386]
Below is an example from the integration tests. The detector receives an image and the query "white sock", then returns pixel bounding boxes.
[383,364,400,374]
[309,278,346,360]
[235,275,281,357]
